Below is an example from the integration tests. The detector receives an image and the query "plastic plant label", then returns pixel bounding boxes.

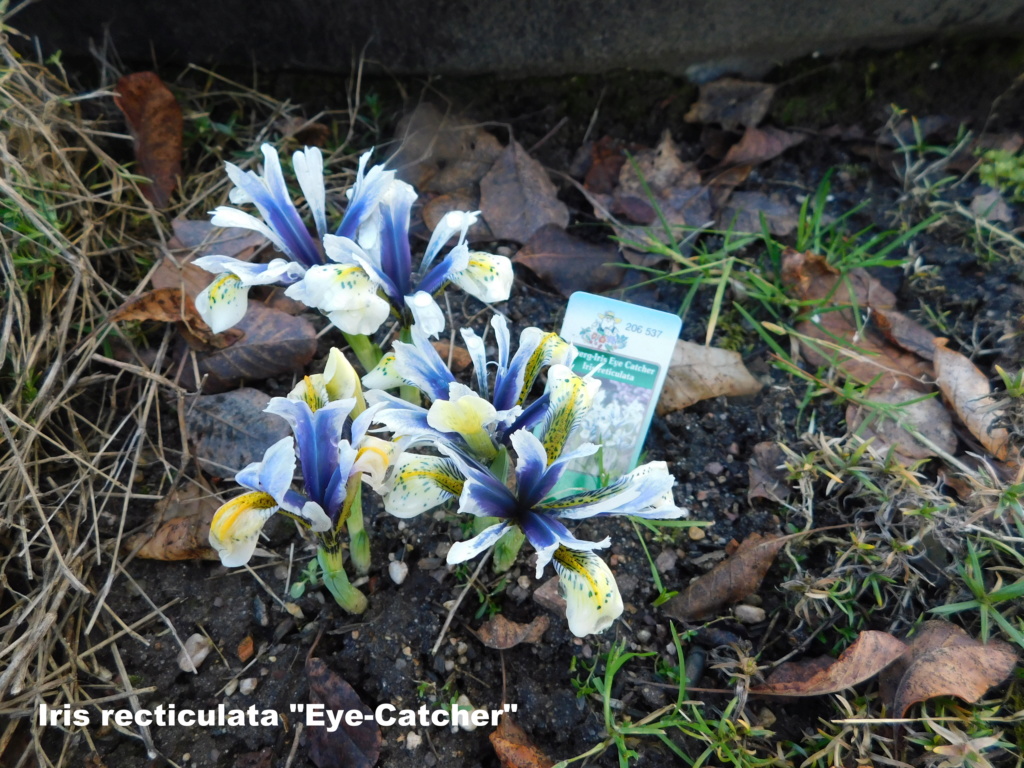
[556,292,681,490]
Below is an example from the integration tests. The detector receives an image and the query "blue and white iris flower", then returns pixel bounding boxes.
[209,348,396,613]
[362,314,575,462]
[194,143,513,338]
[374,320,688,636]
[288,183,513,338]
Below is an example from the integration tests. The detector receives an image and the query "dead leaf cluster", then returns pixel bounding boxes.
[749,621,1016,718]
[782,249,1017,466]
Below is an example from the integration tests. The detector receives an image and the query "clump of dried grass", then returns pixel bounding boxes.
[0,27,365,764]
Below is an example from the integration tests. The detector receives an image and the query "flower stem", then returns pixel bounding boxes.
[346,483,371,576]
[343,332,382,373]
[317,546,368,614]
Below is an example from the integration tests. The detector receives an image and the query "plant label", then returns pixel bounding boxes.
[557,292,681,489]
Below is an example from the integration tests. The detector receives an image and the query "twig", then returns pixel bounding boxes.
[431,551,491,656]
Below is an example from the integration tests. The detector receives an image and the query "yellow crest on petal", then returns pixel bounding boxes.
[552,546,623,637]
[209,491,279,568]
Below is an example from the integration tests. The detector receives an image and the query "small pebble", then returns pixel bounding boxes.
[223,679,238,696]
[406,732,422,750]
[177,634,212,673]
[445,659,455,672]
[704,461,724,475]
[688,526,706,541]
[239,677,258,695]
[636,629,652,643]
[253,597,269,627]
[733,605,766,624]
[517,575,531,589]
[389,560,409,585]
[456,642,468,655]
[655,549,677,573]
[283,602,304,619]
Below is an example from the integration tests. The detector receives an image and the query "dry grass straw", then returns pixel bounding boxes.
[0,23,375,764]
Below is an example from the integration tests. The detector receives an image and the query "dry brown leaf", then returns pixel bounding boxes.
[126,480,220,561]
[751,631,907,696]
[185,388,292,476]
[596,131,713,252]
[114,72,182,208]
[846,384,956,461]
[477,614,550,650]
[306,657,381,768]
[431,340,473,372]
[747,441,792,504]
[274,116,330,147]
[663,533,784,621]
[721,126,805,167]
[933,338,1013,461]
[583,136,630,194]
[110,287,241,351]
[489,716,555,768]
[684,79,776,131]
[392,104,504,194]
[716,191,799,236]
[480,140,569,243]
[657,339,762,416]
[514,224,625,296]
[187,303,317,392]
[878,620,1018,717]
[782,249,934,390]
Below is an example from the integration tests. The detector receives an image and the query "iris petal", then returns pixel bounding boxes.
[384,454,465,518]
[446,521,511,565]
[209,491,279,567]
[195,273,249,334]
[449,251,514,304]
[552,546,623,637]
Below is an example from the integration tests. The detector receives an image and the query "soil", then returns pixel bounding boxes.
[35,38,1024,768]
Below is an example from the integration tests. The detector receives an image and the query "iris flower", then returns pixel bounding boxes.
[195,145,391,334]
[376,326,688,636]
[209,348,396,613]
[194,142,513,340]
[362,314,574,462]
[288,183,513,338]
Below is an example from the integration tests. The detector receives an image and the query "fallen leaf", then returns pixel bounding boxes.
[657,339,763,416]
[879,620,1018,717]
[782,249,934,390]
[933,338,1013,461]
[185,388,291,476]
[392,104,504,194]
[846,384,956,461]
[306,657,381,768]
[432,340,473,372]
[751,631,907,696]
[684,79,777,131]
[716,191,799,236]
[514,224,625,296]
[191,303,317,392]
[598,131,713,252]
[583,136,629,194]
[970,189,1013,224]
[477,614,550,650]
[721,126,805,167]
[480,140,569,243]
[126,480,221,561]
[747,441,792,504]
[489,716,555,768]
[110,287,241,351]
[114,72,183,208]
[663,533,784,621]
